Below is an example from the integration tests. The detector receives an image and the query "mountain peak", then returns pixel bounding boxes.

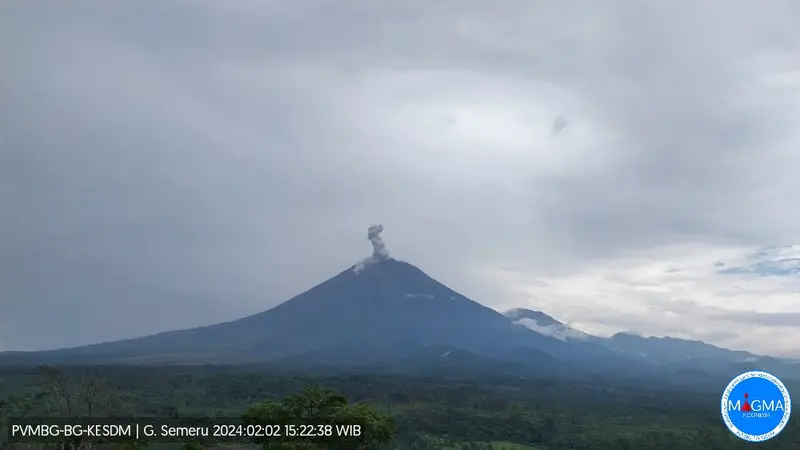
[344,258,438,287]
[504,308,564,327]
[610,331,643,340]
[503,308,593,342]
[351,256,404,270]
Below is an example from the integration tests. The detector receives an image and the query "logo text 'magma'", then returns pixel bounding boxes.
[727,400,785,412]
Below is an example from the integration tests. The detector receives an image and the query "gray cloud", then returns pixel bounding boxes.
[707,311,800,327]
[2,0,799,356]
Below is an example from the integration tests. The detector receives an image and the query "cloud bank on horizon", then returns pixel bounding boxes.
[1,0,799,357]
[486,243,800,357]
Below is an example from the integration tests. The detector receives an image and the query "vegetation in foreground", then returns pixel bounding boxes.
[0,365,798,449]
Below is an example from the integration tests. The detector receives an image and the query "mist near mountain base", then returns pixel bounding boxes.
[353,225,390,273]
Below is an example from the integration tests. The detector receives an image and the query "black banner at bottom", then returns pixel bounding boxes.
[7,417,367,443]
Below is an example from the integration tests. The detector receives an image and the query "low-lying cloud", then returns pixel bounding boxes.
[512,318,592,342]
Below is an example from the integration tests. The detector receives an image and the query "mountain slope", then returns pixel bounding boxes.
[502,308,800,381]
[603,332,800,380]
[603,332,754,363]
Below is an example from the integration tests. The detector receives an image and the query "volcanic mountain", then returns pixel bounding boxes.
[0,258,637,375]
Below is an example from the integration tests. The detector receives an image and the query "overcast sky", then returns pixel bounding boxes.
[2,0,799,358]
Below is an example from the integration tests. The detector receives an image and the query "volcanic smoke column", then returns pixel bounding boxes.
[368,224,389,260]
[354,225,390,272]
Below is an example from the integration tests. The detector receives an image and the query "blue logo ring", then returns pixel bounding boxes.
[721,370,792,442]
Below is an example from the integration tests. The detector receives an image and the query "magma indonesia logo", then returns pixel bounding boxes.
[721,371,792,442]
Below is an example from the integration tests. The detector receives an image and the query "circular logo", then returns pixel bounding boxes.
[721,371,791,442]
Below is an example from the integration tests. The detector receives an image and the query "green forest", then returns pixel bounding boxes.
[0,365,797,450]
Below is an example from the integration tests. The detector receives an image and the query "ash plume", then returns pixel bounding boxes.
[354,224,390,272]
[368,224,389,260]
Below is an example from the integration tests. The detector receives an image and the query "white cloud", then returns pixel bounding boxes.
[511,318,591,342]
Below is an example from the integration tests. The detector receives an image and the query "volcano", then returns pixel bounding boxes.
[0,258,645,376]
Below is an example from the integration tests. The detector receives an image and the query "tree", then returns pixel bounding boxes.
[0,366,141,450]
[37,366,123,418]
[242,386,395,450]
[541,414,558,443]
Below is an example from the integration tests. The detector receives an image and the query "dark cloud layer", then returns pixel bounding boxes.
[2,1,799,355]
